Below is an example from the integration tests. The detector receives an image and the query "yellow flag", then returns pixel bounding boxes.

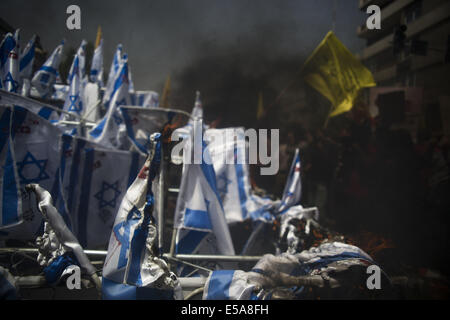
[257,91,264,120]
[161,75,171,108]
[95,26,102,48]
[303,31,376,117]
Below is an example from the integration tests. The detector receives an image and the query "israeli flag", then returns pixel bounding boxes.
[102,133,181,299]
[0,106,23,229]
[67,40,87,84]
[0,31,20,93]
[60,54,84,120]
[204,242,377,300]
[19,35,36,81]
[90,39,103,86]
[278,148,301,213]
[88,55,130,149]
[0,105,62,238]
[60,135,145,248]
[174,119,235,275]
[0,90,60,122]
[103,44,123,108]
[31,40,64,98]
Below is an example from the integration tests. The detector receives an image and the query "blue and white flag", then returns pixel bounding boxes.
[204,127,266,223]
[88,55,131,149]
[67,40,87,84]
[102,133,181,299]
[31,40,64,98]
[204,242,377,300]
[174,120,235,275]
[60,54,84,121]
[103,44,123,108]
[90,39,103,86]
[0,90,60,122]
[0,106,23,229]
[0,105,62,238]
[0,31,20,93]
[61,135,145,248]
[19,35,36,81]
[277,148,301,213]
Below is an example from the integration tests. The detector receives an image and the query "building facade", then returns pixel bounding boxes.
[357,0,450,136]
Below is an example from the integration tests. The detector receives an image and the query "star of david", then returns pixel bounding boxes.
[94,180,121,209]
[217,171,231,199]
[4,72,19,93]
[16,151,50,184]
[68,95,83,113]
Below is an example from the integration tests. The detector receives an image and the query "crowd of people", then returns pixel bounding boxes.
[258,103,449,273]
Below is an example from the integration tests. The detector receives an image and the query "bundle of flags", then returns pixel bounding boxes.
[0,26,319,301]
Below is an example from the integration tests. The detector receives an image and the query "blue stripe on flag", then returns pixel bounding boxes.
[77,148,94,247]
[19,43,35,72]
[37,107,54,120]
[39,66,57,75]
[89,117,106,138]
[183,208,212,230]
[206,270,235,300]
[175,230,209,254]
[234,147,248,219]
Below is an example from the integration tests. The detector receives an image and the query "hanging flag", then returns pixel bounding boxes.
[31,40,64,98]
[160,75,170,109]
[1,30,20,93]
[174,119,235,275]
[19,34,36,81]
[103,44,123,108]
[90,38,104,86]
[0,105,62,238]
[303,31,376,118]
[0,106,23,229]
[88,55,130,149]
[256,91,264,120]
[102,133,181,299]
[277,148,301,213]
[60,135,145,248]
